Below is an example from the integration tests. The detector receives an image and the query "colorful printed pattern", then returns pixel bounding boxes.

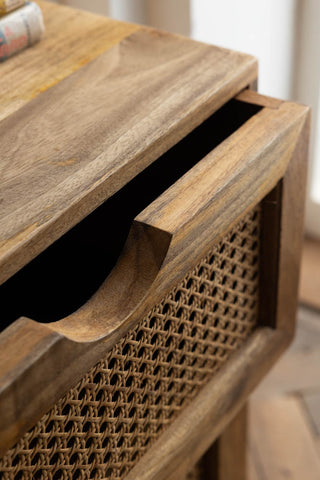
[0,2,44,61]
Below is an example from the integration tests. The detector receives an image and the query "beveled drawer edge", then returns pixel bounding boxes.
[0,30,258,288]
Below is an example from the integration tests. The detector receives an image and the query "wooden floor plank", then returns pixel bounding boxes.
[247,447,261,480]
[201,405,247,480]
[253,307,320,398]
[316,438,320,458]
[249,396,320,480]
[294,306,320,351]
[301,389,320,436]
[299,237,320,311]
[253,346,320,398]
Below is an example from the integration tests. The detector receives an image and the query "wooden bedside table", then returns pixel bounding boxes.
[0,1,309,479]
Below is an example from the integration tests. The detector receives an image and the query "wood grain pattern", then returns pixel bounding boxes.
[299,237,320,309]
[136,101,308,299]
[254,349,320,400]
[275,106,310,335]
[202,404,247,480]
[249,306,320,479]
[0,1,311,473]
[0,94,309,456]
[56,99,308,342]
[248,447,259,480]
[0,224,171,455]
[0,0,139,122]
[302,389,320,436]
[236,89,283,109]
[249,397,320,480]
[137,102,306,235]
[0,27,257,287]
[253,307,320,399]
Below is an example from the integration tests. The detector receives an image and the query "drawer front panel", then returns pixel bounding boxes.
[0,206,260,480]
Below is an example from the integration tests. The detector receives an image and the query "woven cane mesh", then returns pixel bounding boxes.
[0,206,260,480]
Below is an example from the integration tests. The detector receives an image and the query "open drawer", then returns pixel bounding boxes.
[0,88,309,479]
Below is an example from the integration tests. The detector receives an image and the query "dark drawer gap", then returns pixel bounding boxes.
[0,99,261,330]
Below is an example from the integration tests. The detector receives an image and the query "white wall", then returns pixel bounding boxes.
[190,0,320,239]
[108,0,190,35]
[59,0,108,15]
[108,0,146,24]
[294,0,320,238]
[146,0,190,36]
[190,0,297,99]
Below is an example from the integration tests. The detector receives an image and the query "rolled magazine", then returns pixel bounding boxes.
[0,1,44,62]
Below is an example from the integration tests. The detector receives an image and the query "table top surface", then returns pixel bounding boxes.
[0,0,257,285]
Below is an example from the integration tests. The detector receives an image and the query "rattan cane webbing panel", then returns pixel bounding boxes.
[0,206,260,480]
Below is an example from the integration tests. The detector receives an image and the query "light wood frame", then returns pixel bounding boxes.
[124,91,310,480]
[0,91,310,476]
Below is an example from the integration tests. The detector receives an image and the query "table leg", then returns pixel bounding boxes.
[202,403,247,480]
